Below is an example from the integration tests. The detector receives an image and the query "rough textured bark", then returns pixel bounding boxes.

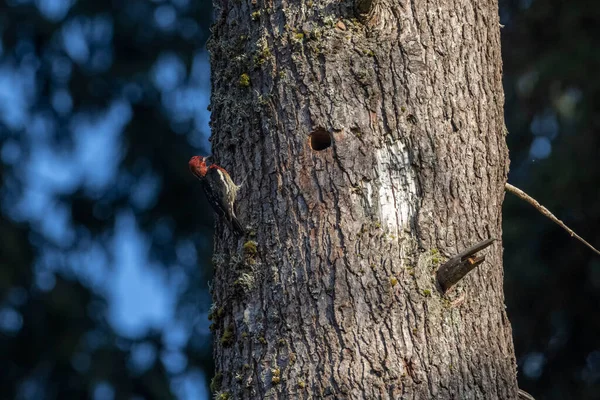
[206,0,518,398]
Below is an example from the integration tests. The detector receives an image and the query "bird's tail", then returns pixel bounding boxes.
[230,215,245,235]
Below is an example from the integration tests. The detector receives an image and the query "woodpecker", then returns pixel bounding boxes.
[189,156,244,234]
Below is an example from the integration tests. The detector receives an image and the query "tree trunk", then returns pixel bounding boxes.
[207,0,518,398]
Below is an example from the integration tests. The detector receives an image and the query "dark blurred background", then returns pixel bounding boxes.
[502,1,600,399]
[0,0,597,399]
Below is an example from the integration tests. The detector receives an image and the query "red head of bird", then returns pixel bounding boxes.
[189,156,208,179]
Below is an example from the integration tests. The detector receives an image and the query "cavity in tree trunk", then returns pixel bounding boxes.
[206,0,518,398]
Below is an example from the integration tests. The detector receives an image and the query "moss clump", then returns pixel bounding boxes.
[243,240,258,257]
[258,336,267,345]
[259,47,271,58]
[291,32,305,45]
[430,248,442,265]
[422,289,432,297]
[221,325,234,347]
[363,50,375,57]
[217,308,225,318]
[442,298,452,308]
[298,379,306,389]
[253,47,271,68]
[251,11,261,20]
[239,73,251,87]
[208,306,225,331]
[210,372,223,393]
[215,392,231,400]
[390,276,398,286]
[271,367,281,384]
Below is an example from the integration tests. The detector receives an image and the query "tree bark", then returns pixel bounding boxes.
[207,0,518,398]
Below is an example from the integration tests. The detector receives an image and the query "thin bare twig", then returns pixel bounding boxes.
[505,183,600,257]
[518,388,536,400]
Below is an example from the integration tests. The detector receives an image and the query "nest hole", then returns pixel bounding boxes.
[309,128,332,151]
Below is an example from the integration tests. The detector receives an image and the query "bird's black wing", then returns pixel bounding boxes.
[203,167,244,234]
[201,178,228,218]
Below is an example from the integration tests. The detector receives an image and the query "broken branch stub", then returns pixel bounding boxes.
[436,238,496,293]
